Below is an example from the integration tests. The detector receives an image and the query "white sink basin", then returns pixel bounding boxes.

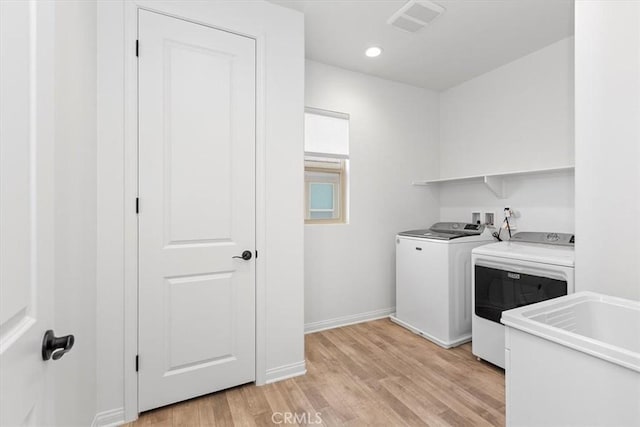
[502,291,640,426]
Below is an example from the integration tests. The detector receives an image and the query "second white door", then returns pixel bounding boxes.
[138,10,256,411]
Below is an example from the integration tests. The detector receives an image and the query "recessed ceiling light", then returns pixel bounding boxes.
[365,47,382,58]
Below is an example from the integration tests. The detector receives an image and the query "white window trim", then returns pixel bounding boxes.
[305,106,349,121]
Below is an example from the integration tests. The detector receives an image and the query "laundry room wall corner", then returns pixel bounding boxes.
[303,61,440,331]
[575,0,640,301]
[97,0,305,422]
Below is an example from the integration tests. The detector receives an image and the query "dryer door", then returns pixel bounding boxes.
[474,265,567,324]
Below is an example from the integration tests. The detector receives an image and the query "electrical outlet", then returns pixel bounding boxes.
[484,212,495,227]
[471,212,481,225]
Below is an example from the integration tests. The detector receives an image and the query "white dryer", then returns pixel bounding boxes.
[472,232,575,368]
[391,223,494,349]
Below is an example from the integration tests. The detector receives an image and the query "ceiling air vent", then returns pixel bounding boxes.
[388,0,445,33]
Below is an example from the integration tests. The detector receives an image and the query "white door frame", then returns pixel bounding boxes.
[121,1,268,420]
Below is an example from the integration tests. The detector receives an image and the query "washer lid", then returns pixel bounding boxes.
[399,222,485,240]
[398,229,465,240]
[473,241,575,267]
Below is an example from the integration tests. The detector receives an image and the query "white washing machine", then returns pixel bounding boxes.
[391,223,494,348]
[472,232,575,368]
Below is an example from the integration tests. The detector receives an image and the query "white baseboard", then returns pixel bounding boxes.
[92,362,307,422]
[304,307,395,334]
[389,315,471,349]
[92,408,125,427]
[264,360,307,384]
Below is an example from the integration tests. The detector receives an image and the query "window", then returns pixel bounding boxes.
[304,108,349,224]
[305,157,346,221]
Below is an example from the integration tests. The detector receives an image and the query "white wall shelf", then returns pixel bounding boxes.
[413,165,575,198]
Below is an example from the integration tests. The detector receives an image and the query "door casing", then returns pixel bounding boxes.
[121,2,269,421]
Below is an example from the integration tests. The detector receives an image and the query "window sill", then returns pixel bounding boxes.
[305,220,349,225]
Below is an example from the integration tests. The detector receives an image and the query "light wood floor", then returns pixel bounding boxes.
[126,319,505,426]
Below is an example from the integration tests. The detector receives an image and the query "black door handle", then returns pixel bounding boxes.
[42,330,75,361]
[232,250,253,261]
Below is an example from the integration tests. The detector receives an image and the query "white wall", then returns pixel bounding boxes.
[96,0,125,418]
[439,171,574,234]
[439,37,574,178]
[437,37,575,233]
[54,1,98,425]
[575,1,640,301]
[97,1,304,422]
[304,61,440,331]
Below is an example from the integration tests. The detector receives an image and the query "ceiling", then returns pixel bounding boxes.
[269,0,574,90]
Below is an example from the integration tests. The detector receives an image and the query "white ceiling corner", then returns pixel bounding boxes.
[269,0,574,90]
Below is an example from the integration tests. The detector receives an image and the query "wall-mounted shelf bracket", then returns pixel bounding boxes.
[483,175,506,199]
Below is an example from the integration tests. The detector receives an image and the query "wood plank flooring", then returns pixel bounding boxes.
[126,319,505,426]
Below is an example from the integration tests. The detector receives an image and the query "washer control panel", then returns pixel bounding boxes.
[510,232,575,246]
[430,222,485,235]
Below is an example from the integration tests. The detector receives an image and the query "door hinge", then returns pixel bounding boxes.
[135,355,139,372]
[255,250,258,259]
[136,40,139,57]
[135,197,139,214]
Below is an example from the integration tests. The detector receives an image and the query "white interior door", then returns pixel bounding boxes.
[0,1,56,425]
[138,10,256,411]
